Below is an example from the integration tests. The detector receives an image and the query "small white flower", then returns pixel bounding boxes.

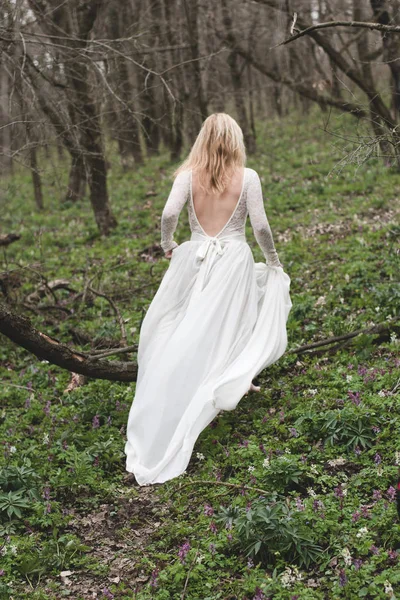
[41,360,50,364]
[248,465,255,473]
[327,457,346,467]
[284,447,291,454]
[0,546,7,556]
[375,306,380,312]
[377,465,383,476]
[315,296,326,307]
[390,332,397,343]
[395,451,400,466]
[341,547,352,566]
[280,566,303,588]
[384,580,394,597]
[42,433,49,444]
[196,452,205,461]
[307,487,317,498]
[378,390,386,398]
[346,374,353,382]
[356,527,368,538]
[344,274,350,282]
[340,297,344,304]
[196,554,205,564]
[9,544,18,555]
[310,464,319,474]
[9,446,17,454]
[262,457,270,468]
[307,388,318,396]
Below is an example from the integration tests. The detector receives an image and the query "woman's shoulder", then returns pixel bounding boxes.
[244,167,260,178]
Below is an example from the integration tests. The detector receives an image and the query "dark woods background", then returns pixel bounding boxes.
[1,0,400,234]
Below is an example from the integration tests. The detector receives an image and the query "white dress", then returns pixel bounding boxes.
[124,168,292,486]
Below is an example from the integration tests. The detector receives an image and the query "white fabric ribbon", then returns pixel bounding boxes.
[196,236,225,260]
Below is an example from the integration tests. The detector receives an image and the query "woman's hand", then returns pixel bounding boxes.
[164,249,173,259]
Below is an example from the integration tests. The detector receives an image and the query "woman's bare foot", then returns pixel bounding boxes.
[245,382,261,395]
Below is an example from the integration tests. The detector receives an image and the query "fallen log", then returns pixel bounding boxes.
[0,234,21,247]
[0,301,137,382]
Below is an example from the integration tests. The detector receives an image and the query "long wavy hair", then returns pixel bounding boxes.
[173,113,246,194]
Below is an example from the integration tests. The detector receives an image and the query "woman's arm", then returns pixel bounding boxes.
[247,169,282,267]
[160,171,190,254]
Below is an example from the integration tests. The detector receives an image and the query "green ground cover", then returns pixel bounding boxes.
[1,113,400,599]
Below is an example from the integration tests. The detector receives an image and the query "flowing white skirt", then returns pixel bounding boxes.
[124,232,292,485]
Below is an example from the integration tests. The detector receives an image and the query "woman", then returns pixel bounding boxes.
[125,113,292,486]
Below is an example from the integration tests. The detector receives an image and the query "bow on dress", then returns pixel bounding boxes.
[195,236,225,260]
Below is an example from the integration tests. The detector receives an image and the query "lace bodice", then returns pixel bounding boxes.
[160,167,281,267]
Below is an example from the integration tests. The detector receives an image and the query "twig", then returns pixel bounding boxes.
[181,548,199,600]
[88,344,137,359]
[87,286,127,347]
[288,321,399,354]
[0,381,36,392]
[273,20,400,48]
[171,479,270,497]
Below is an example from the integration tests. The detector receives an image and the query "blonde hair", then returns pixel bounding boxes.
[174,113,246,194]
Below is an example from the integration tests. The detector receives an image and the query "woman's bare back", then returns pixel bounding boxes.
[191,168,245,237]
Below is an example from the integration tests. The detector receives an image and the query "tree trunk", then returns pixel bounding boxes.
[66,154,87,203]
[355,4,394,163]
[221,0,256,153]
[0,301,138,382]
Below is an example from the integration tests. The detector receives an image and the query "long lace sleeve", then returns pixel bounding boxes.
[246,169,281,267]
[160,170,190,253]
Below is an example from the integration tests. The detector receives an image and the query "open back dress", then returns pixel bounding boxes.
[124,167,292,485]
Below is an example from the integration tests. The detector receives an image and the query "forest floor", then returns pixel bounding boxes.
[1,113,400,600]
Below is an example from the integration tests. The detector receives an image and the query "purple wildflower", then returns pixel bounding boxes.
[247,558,254,568]
[339,569,347,587]
[107,416,112,426]
[386,486,396,501]
[353,558,363,571]
[295,497,305,511]
[0,569,5,576]
[227,533,233,541]
[253,588,267,600]
[354,446,361,456]
[204,504,214,517]
[352,511,361,522]
[348,391,361,405]
[209,543,216,554]
[42,486,51,500]
[334,485,344,499]
[374,453,382,465]
[102,588,114,599]
[25,396,31,409]
[361,506,370,519]
[46,502,51,514]
[209,521,217,534]
[44,401,51,416]
[239,440,249,447]
[372,426,380,434]
[313,499,324,512]
[289,427,299,438]
[369,545,379,555]
[372,489,382,501]
[92,414,100,429]
[178,541,191,564]
[149,567,159,588]
[388,549,398,562]
[259,443,267,454]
